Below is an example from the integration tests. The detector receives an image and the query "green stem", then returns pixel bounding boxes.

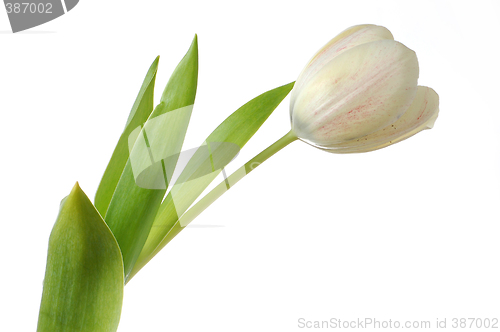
[127,130,297,282]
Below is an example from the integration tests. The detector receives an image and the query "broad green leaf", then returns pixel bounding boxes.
[105,35,198,281]
[130,82,295,279]
[37,183,124,332]
[95,56,159,217]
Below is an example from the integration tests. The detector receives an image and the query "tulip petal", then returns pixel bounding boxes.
[326,86,439,153]
[291,39,419,147]
[291,24,394,108]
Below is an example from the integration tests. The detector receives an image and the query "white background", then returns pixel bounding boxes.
[1,0,499,331]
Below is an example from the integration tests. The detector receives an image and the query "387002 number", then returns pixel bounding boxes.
[5,3,53,14]
[452,318,498,329]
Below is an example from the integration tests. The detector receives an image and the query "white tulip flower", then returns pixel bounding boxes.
[290,24,439,153]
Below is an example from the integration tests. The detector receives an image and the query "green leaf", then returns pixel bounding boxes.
[37,183,124,332]
[95,56,159,217]
[130,82,295,279]
[105,35,198,281]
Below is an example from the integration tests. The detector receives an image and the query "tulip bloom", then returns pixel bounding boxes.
[290,24,439,153]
